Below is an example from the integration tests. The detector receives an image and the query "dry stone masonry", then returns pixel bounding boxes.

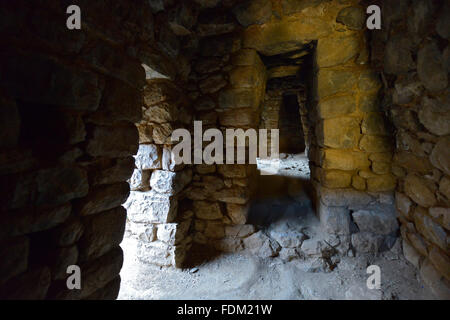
[0,0,448,299]
[370,0,450,299]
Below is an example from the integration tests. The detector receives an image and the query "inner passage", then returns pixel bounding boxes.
[279,94,305,154]
[250,49,317,256]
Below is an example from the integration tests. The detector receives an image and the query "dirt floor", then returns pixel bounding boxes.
[118,153,436,300]
[118,236,435,300]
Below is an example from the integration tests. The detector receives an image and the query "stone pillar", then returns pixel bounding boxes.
[125,79,194,268]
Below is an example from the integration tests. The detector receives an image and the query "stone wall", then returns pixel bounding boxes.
[370,0,449,298]
[2,0,446,300]
[124,78,194,268]
[229,0,399,256]
[185,44,266,253]
[0,0,169,299]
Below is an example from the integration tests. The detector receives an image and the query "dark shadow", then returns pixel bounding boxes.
[182,243,223,269]
[247,171,314,229]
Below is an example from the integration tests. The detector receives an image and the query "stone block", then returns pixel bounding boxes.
[352,204,399,235]
[371,162,390,175]
[429,207,450,231]
[88,79,142,125]
[218,108,259,128]
[150,169,192,196]
[243,18,331,56]
[417,41,448,93]
[49,245,79,281]
[79,247,123,299]
[0,266,51,300]
[127,222,156,243]
[321,149,370,171]
[430,136,450,176]
[0,203,71,240]
[213,238,243,253]
[395,192,413,220]
[152,123,175,144]
[86,124,139,158]
[218,164,247,178]
[282,0,331,15]
[135,144,161,170]
[319,204,351,235]
[214,187,250,204]
[359,135,392,152]
[317,69,357,99]
[84,276,121,300]
[157,220,191,245]
[366,174,396,192]
[268,229,306,248]
[352,175,366,191]
[267,65,300,79]
[393,152,433,175]
[317,36,359,67]
[318,117,360,149]
[404,174,437,208]
[124,190,178,224]
[243,231,281,258]
[359,93,381,112]
[232,0,272,27]
[414,208,447,251]
[418,95,450,136]
[129,168,151,191]
[226,203,249,225]
[429,246,450,281]
[137,124,153,144]
[225,224,255,238]
[439,176,450,200]
[144,101,178,124]
[229,66,264,89]
[36,167,89,207]
[406,231,429,257]
[351,232,384,253]
[231,49,261,66]
[300,238,323,257]
[49,217,84,247]
[81,40,145,89]
[204,220,225,239]
[384,35,415,74]
[320,169,352,188]
[336,6,365,30]
[318,95,356,119]
[318,185,374,209]
[436,2,450,40]
[196,164,216,175]
[144,79,180,107]
[420,258,450,299]
[79,206,127,262]
[76,182,130,216]
[199,73,227,94]
[91,157,135,186]
[402,240,422,269]
[0,51,102,111]
[362,113,390,136]
[193,201,223,220]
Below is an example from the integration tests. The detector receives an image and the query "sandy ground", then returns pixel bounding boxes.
[118,153,436,300]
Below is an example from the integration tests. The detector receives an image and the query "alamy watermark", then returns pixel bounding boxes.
[65,4,382,31]
[170,121,280,174]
